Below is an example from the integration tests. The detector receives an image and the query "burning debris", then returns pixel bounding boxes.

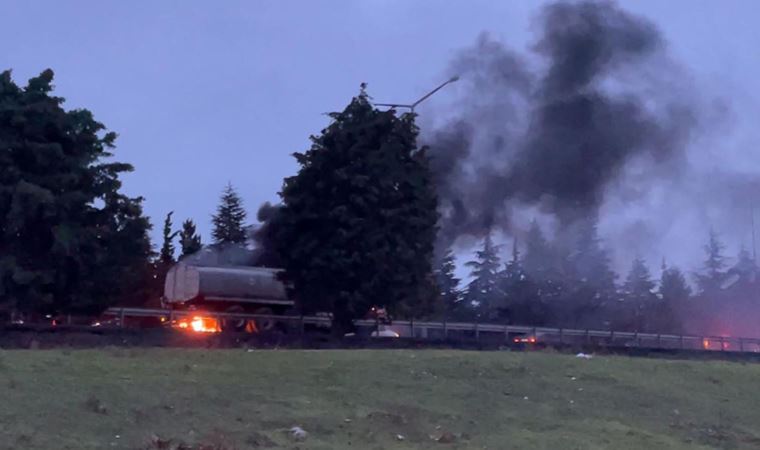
[173,315,221,333]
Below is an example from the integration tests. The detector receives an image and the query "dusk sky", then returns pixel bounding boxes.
[2,1,759,269]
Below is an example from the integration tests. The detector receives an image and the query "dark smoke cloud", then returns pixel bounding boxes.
[430,0,696,246]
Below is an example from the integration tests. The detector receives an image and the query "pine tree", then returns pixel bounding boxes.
[623,257,655,301]
[571,219,617,294]
[151,211,179,307]
[179,219,202,258]
[660,262,691,303]
[522,220,563,309]
[435,249,462,319]
[273,86,438,334]
[565,217,617,328]
[695,228,727,295]
[465,234,502,319]
[657,260,689,333]
[734,246,757,280]
[212,183,247,245]
[523,221,552,279]
[159,212,179,265]
[622,257,656,331]
[498,238,544,324]
[717,246,759,302]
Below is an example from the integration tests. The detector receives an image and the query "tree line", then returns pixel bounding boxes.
[2,70,756,336]
[438,224,758,333]
[0,70,271,319]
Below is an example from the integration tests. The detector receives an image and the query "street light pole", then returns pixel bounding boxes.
[375,76,460,113]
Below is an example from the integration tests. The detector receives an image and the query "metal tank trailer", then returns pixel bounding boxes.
[163,264,294,332]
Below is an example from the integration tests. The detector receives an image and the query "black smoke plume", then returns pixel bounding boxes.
[430,0,695,247]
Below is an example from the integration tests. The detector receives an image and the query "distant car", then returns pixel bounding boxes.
[511,331,547,346]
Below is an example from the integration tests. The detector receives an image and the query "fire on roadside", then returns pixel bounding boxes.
[173,315,220,333]
[702,338,730,351]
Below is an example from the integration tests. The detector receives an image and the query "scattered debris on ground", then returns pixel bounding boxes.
[289,426,308,441]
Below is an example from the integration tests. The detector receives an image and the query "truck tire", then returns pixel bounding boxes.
[252,307,275,332]
[221,305,247,332]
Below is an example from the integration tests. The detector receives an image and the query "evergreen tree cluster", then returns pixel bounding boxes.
[157,182,252,269]
[433,219,747,333]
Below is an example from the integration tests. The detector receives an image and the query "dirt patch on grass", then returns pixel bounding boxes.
[84,395,108,415]
[144,432,240,450]
[244,432,276,448]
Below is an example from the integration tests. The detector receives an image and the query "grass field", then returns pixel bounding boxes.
[1,349,760,450]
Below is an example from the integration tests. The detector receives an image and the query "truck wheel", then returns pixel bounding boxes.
[252,307,275,332]
[221,306,246,332]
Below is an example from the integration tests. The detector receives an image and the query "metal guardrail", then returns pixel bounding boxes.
[101,307,760,354]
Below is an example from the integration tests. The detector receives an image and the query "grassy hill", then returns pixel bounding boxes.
[1,349,759,449]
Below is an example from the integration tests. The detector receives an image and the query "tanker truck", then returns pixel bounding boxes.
[163,263,295,332]
[163,262,392,334]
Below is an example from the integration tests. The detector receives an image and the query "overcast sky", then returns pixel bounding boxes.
[2,1,759,268]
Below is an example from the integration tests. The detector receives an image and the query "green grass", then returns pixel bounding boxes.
[1,349,760,449]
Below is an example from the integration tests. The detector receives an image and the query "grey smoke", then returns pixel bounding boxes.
[429,0,697,249]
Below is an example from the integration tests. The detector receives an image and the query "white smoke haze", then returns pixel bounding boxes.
[423,0,760,279]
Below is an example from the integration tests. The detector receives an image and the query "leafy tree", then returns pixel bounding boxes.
[695,228,727,295]
[0,69,152,315]
[273,87,438,334]
[178,219,202,258]
[90,196,155,309]
[212,183,247,245]
[159,211,179,265]
[622,257,656,331]
[464,233,502,319]
[435,249,462,320]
